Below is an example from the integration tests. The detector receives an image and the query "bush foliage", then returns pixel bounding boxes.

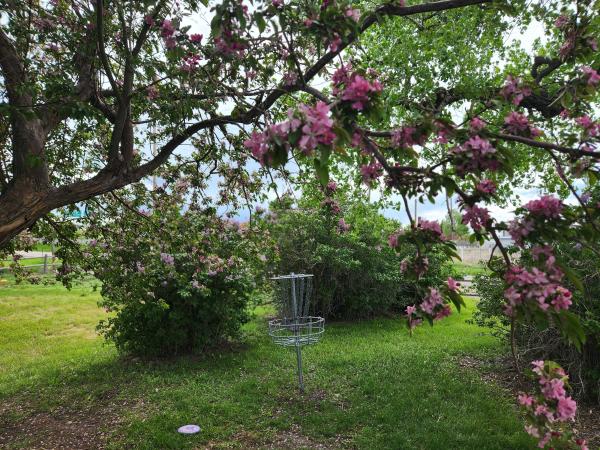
[84,193,270,357]
[265,184,454,319]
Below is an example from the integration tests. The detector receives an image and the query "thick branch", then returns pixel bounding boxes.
[493,133,600,158]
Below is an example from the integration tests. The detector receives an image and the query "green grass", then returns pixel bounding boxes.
[0,282,535,449]
[452,261,489,277]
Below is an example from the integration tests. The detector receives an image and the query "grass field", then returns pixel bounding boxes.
[0,282,536,449]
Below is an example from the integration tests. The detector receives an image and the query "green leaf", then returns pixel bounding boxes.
[314,159,329,186]
[557,310,586,351]
[255,14,266,33]
[555,260,584,292]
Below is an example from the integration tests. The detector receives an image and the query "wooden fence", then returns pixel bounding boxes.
[0,255,59,275]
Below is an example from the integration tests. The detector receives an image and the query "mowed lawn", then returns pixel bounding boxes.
[0,282,535,449]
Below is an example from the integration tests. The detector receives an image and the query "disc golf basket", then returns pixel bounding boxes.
[268,273,324,392]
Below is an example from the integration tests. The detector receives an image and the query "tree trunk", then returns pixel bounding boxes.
[0,179,53,247]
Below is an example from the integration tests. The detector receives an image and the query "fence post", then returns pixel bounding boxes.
[43,255,48,274]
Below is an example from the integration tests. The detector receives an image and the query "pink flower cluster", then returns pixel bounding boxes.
[391,126,426,149]
[504,112,541,137]
[461,205,491,232]
[332,65,383,111]
[504,246,572,316]
[470,117,486,132]
[420,288,452,320]
[417,218,444,239]
[524,195,563,219]
[298,102,336,152]
[345,7,361,22]
[400,255,429,278]
[337,218,350,233]
[518,360,586,450]
[214,27,248,57]
[388,230,401,248]
[243,102,336,164]
[500,75,532,106]
[160,252,175,266]
[575,115,600,137]
[405,305,422,330]
[451,136,499,176]
[581,66,600,86]
[360,162,383,185]
[160,19,177,49]
[321,197,341,214]
[446,277,460,292]
[476,179,496,195]
[181,53,202,72]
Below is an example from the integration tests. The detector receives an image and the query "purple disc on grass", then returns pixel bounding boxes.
[178,424,201,434]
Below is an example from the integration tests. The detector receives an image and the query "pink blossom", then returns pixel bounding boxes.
[582,66,600,86]
[508,218,534,246]
[329,34,342,52]
[500,75,532,106]
[525,425,540,438]
[534,404,554,421]
[560,32,577,59]
[446,277,460,292]
[554,15,569,28]
[161,19,175,38]
[326,181,337,192]
[282,71,298,86]
[360,162,383,185]
[476,179,496,195]
[575,115,600,137]
[518,393,534,406]
[461,205,490,232]
[556,396,577,421]
[541,378,566,400]
[272,0,284,7]
[504,111,531,135]
[434,304,452,320]
[524,195,563,218]
[340,74,383,110]
[345,7,361,22]
[189,33,203,43]
[406,305,417,316]
[388,232,400,248]
[537,432,552,449]
[392,126,424,149]
[417,218,443,238]
[244,131,270,164]
[146,85,159,100]
[337,218,350,233]
[144,15,155,26]
[160,252,175,266]
[351,131,363,148]
[451,136,498,176]
[181,53,201,72]
[298,101,336,153]
[420,288,443,315]
[470,117,486,132]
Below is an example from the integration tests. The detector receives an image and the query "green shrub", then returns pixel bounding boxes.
[85,197,269,357]
[265,185,453,319]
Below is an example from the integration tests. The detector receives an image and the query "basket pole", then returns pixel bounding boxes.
[290,274,304,392]
[296,343,304,393]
